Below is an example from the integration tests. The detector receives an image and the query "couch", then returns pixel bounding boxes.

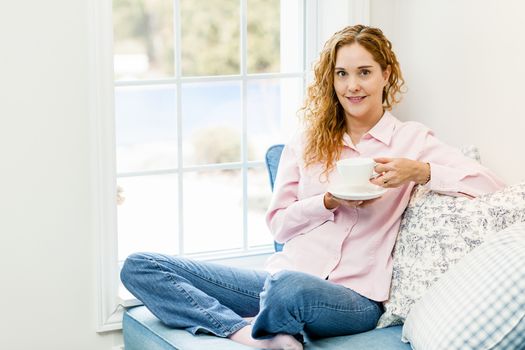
[122,145,525,349]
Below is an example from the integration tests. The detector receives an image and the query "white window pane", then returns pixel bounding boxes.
[181,81,241,166]
[248,167,274,248]
[183,170,243,254]
[180,0,240,76]
[247,78,303,161]
[113,0,174,80]
[112,0,307,261]
[247,0,280,74]
[115,85,177,173]
[117,175,179,261]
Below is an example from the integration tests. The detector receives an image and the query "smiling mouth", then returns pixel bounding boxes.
[346,96,367,103]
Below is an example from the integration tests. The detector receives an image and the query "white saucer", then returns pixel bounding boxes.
[328,184,387,201]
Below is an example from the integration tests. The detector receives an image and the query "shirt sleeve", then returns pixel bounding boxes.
[265,144,335,244]
[418,130,506,197]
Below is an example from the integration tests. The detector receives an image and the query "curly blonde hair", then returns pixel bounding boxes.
[301,25,405,176]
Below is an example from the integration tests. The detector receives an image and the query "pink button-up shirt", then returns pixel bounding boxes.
[264,112,505,302]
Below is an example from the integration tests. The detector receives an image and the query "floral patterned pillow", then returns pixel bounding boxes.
[376,180,525,328]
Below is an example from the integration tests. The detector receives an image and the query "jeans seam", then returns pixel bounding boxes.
[295,303,380,331]
[144,255,232,336]
[159,256,262,299]
[316,302,379,313]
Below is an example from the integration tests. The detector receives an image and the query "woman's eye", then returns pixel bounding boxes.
[336,71,346,77]
[360,69,371,77]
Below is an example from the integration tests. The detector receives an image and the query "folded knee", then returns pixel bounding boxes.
[120,252,157,285]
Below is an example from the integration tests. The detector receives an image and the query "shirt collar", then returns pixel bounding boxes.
[366,110,396,146]
[342,111,397,149]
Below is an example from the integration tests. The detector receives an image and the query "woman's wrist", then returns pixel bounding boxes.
[418,162,431,185]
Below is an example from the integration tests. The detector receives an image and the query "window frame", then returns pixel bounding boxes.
[91,0,370,333]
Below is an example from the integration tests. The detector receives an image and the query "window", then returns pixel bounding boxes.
[112,0,307,262]
[93,0,369,334]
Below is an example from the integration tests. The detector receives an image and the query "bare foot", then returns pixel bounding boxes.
[228,325,303,350]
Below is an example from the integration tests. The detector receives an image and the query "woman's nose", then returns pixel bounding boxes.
[347,76,361,92]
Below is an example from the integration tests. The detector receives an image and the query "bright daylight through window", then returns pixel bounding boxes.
[112,0,306,262]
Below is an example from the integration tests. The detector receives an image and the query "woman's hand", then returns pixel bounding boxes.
[324,192,364,210]
[371,157,430,188]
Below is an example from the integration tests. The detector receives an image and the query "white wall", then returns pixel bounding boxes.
[0,1,119,349]
[370,0,525,184]
[316,0,370,53]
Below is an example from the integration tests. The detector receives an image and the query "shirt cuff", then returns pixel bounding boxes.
[423,163,459,193]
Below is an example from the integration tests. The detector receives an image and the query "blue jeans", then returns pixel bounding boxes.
[120,252,383,340]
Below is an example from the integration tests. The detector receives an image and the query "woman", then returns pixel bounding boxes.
[120,25,505,350]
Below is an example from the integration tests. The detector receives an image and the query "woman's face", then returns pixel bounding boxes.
[333,43,390,123]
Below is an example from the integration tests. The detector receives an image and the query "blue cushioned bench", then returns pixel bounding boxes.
[124,306,410,350]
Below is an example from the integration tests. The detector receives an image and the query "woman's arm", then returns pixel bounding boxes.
[265,145,336,244]
[371,129,506,197]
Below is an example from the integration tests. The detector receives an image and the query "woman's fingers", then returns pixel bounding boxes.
[371,174,394,188]
[370,176,386,187]
[373,157,392,164]
[373,157,393,174]
[372,158,414,187]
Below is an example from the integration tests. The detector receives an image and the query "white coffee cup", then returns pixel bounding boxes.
[336,157,376,187]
